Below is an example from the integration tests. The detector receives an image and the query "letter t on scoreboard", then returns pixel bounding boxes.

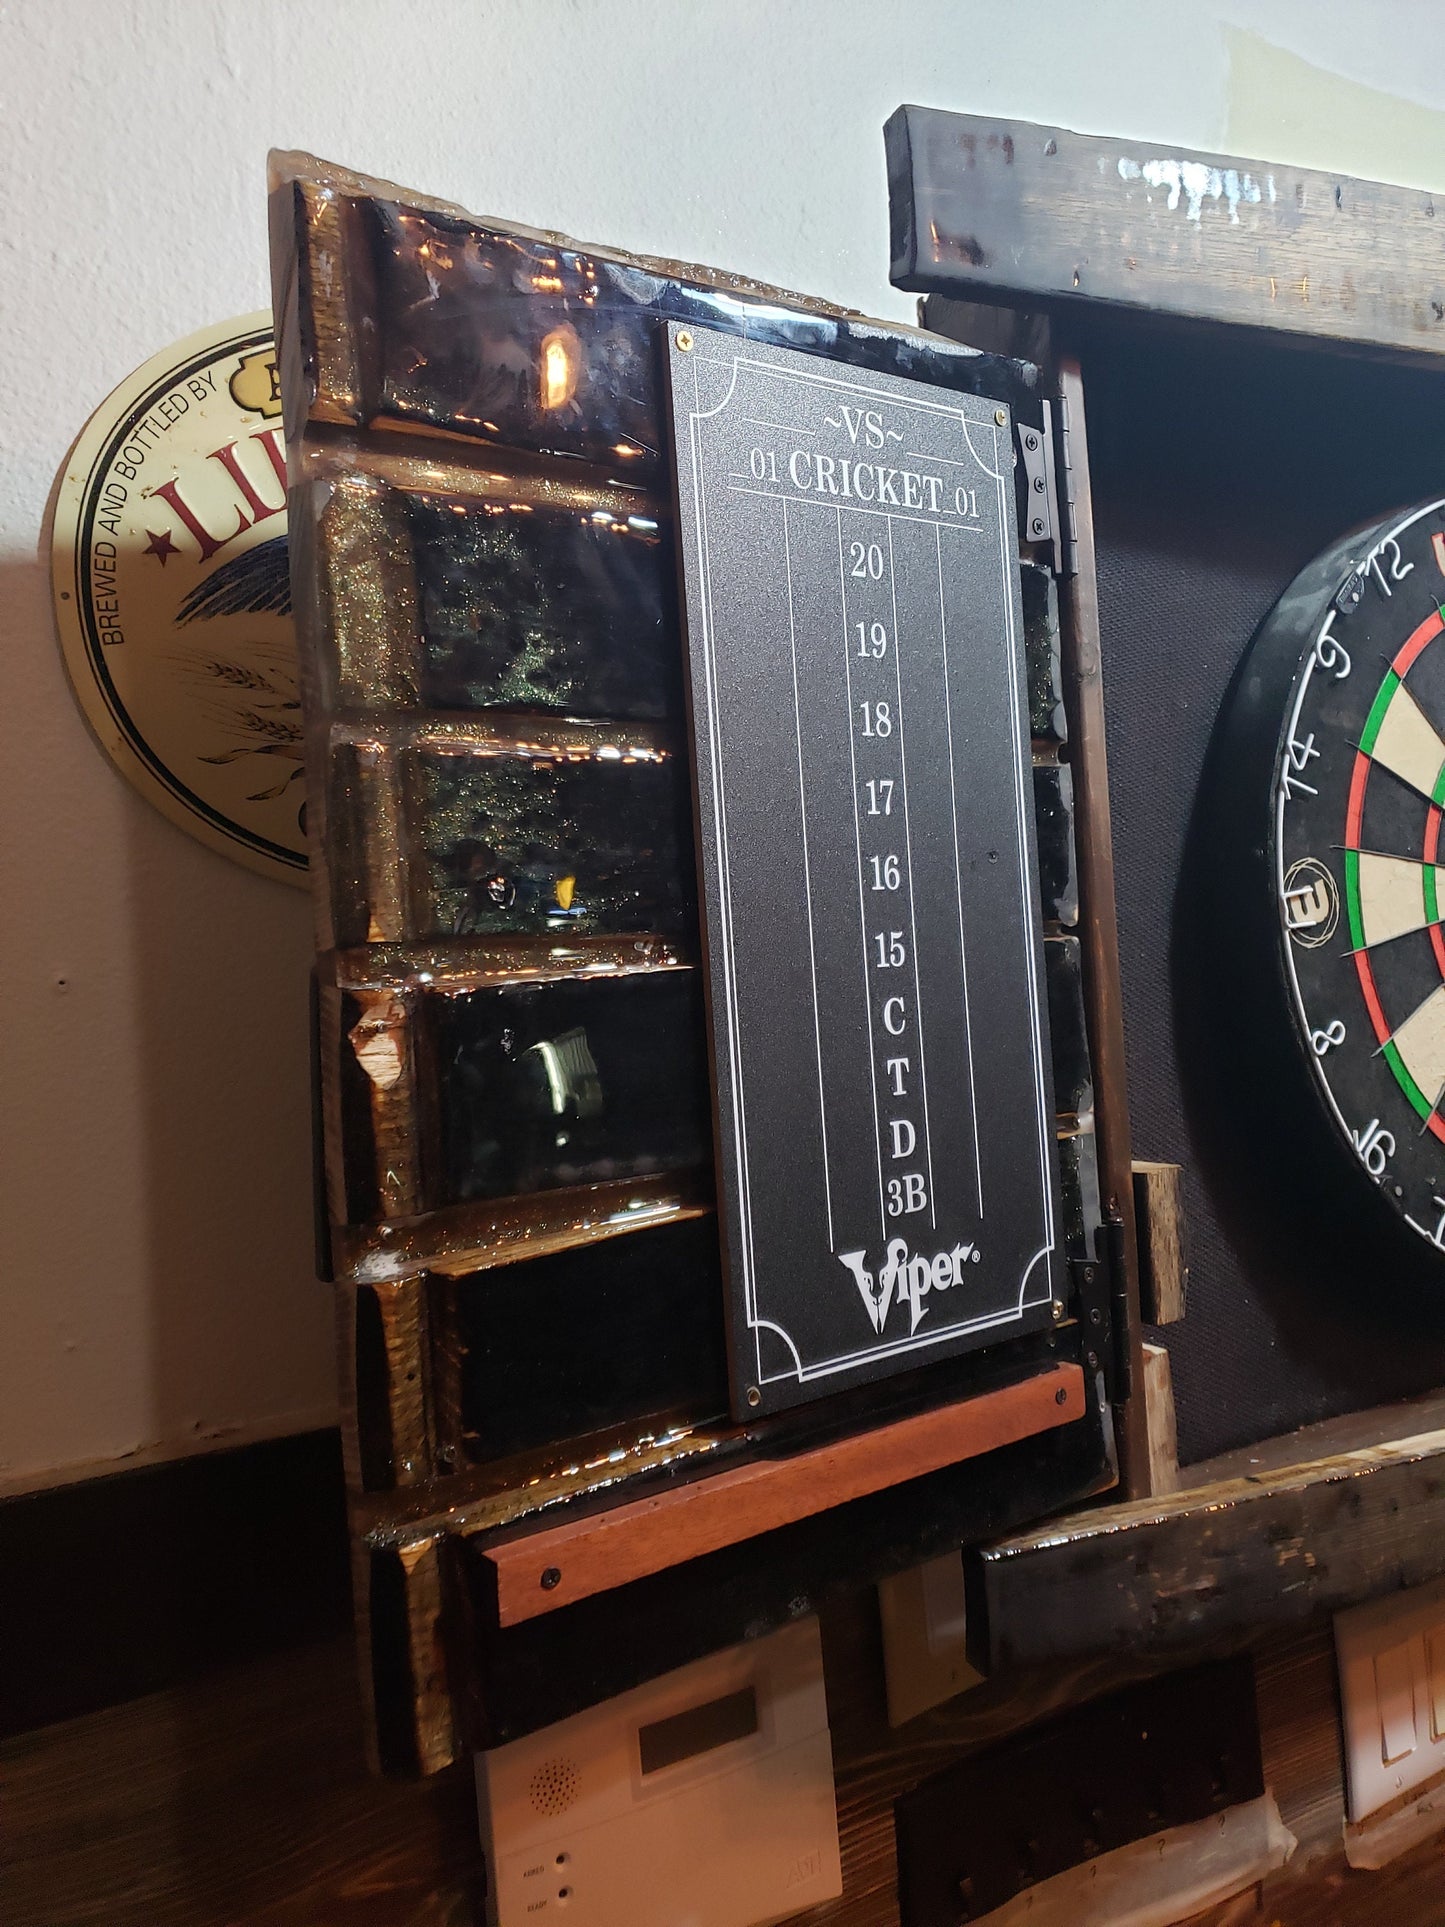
[665,323,1061,1419]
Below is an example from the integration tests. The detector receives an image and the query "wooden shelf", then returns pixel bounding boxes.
[973,1390,1445,1672]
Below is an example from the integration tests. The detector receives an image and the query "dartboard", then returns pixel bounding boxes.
[1213,496,1445,1259]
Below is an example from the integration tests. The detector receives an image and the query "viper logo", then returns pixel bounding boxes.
[838,1237,979,1336]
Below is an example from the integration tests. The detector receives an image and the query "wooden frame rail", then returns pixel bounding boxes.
[482,1362,1084,1625]
[975,1393,1445,1671]
[886,106,1445,361]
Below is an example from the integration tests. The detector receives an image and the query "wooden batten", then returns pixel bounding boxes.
[1141,1341,1179,1496]
[1052,361,1148,1493]
[366,1535,459,1776]
[1133,1159,1188,1324]
[887,107,1445,362]
[480,1363,1085,1625]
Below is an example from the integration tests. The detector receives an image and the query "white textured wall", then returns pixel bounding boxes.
[2,0,1442,1486]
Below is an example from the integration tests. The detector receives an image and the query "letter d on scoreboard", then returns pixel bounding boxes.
[666,322,1061,1418]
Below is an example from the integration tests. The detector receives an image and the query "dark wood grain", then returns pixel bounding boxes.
[977,1420,1445,1671]
[1,1638,481,1927]
[8,1615,1445,1926]
[887,108,1445,362]
[1190,1389,1445,1484]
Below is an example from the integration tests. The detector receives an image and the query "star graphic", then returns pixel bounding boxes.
[143,528,179,565]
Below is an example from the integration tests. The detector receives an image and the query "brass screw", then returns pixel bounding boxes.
[1051,1299,1066,1323]
[746,1385,761,1408]
[676,329,694,352]
[994,408,1007,427]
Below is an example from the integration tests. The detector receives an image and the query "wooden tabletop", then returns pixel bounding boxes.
[3,1637,480,1927]
[7,1617,1445,1925]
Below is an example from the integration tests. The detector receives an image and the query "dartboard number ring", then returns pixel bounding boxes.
[1269,496,1445,1255]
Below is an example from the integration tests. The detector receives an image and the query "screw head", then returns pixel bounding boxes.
[1051,1299,1066,1323]
[676,329,694,352]
[541,1566,562,1591]
[1055,1386,1069,1406]
[746,1385,761,1408]
[994,407,1008,427]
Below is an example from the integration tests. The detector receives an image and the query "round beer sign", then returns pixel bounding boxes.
[50,313,305,884]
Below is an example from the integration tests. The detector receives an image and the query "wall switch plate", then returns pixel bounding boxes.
[475,1617,841,1926]
[878,1551,984,1726]
[1335,1575,1445,1822]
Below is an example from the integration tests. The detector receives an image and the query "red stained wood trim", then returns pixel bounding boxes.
[482,1362,1085,1625]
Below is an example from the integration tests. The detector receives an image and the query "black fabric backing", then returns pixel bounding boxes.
[1079,312,1445,1461]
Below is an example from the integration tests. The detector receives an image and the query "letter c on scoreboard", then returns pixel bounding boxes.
[882,996,906,1036]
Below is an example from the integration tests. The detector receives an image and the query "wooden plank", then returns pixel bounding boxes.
[1190,1389,1445,1485]
[1142,1340,1180,1495]
[364,1535,459,1775]
[1133,1159,1188,1323]
[1,1637,480,1927]
[977,1425,1445,1672]
[886,107,1445,362]
[482,1363,1084,1625]
[1053,359,1149,1495]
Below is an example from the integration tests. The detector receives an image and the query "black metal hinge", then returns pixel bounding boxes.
[1015,417,1053,550]
[1044,393,1078,580]
[1071,1222,1131,1405]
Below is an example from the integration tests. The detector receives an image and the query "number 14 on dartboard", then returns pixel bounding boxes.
[667,321,1060,1417]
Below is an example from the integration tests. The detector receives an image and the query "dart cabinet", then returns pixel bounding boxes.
[887,113,1445,1690]
[267,149,1148,1779]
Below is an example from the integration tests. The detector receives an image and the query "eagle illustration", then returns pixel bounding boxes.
[169,534,303,810]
